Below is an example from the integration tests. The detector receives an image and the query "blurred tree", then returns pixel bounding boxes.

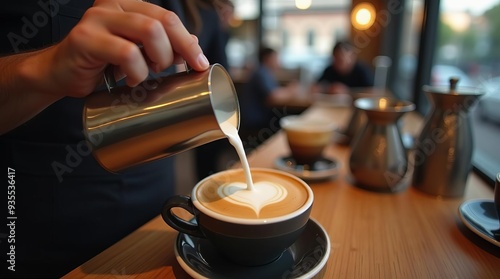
[436,19,455,48]
[483,4,500,62]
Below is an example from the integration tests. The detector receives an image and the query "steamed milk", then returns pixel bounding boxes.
[219,121,254,190]
[198,111,308,219]
[197,169,308,219]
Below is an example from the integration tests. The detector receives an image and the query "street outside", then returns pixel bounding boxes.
[470,104,500,180]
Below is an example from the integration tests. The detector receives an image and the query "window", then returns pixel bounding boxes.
[228,0,350,80]
[392,0,424,102]
[389,0,498,184]
[433,0,500,183]
[227,0,498,183]
[261,0,350,81]
[307,29,315,47]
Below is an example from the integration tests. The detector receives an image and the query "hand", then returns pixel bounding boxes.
[22,0,210,98]
[327,82,349,95]
[0,0,210,134]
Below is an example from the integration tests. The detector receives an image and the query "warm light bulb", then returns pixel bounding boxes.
[356,8,372,25]
[351,3,376,30]
[295,0,312,10]
[379,98,388,109]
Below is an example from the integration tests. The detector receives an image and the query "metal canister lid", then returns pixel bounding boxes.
[423,76,483,96]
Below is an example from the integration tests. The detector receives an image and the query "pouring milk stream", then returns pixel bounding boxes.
[217,109,288,216]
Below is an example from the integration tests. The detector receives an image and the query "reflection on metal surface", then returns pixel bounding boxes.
[338,92,386,146]
[413,79,483,197]
[349,96,415,192]
[83,64,239,173]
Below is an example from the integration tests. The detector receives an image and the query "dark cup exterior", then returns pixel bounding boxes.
[288,144,324,166]
[197,204,312,266]
[162,168,314,266]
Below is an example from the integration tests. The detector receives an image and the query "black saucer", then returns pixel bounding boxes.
[458,199,500,247]
[275,156,339,181]
[174,218,330,279]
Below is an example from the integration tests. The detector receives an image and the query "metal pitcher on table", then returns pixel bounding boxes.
[82,64,240,173]
[412,78,483,198]
[348,96,415,193]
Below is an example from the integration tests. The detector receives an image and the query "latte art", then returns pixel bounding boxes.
[196,169,309,219]
[218,181,287,216]
[203,109,309,221]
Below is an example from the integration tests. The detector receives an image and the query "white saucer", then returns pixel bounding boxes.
[458,199,500,247]
[174,218,331,279]
[275,156,340,182]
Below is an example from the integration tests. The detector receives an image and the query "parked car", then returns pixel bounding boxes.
[431,65,476,87]
[477,76,500,124]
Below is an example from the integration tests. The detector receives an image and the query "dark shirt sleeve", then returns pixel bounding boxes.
[0,1,91,54]
[254,66,278,98]
[316,62,374,88]
[317,65,334,83]
[196,5,229,68]
[353,62,375,87]
[240,66,278,129]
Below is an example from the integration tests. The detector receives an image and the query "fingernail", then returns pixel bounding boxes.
[197,53,209,69]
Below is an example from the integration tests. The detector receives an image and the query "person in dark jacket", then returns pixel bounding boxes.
[313,41,374,95]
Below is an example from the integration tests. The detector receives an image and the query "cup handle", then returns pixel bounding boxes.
[161,195,205,238]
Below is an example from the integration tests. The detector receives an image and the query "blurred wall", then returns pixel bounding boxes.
[349,0,385,68]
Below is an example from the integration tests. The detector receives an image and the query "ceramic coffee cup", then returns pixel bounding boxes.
[279,115,335,165]
[162,168,314,266]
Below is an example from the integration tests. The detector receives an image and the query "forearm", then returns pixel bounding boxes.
[0,49,62,135]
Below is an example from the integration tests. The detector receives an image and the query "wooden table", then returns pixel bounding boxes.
[64,104,500,279]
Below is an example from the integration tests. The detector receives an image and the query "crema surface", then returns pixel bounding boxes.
[196,170,309,219]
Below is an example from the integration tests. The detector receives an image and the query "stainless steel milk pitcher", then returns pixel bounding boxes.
[83,64,240,172]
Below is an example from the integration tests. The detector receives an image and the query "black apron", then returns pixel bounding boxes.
[0,1,181,277]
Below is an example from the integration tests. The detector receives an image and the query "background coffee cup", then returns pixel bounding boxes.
[162,168,314,266]
[279,115,336,165]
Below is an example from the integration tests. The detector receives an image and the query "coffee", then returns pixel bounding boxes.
[211,107,311,220]
[286,128,331,163]
[162,167,314,266]
[161,69,315,266]
[195,169,310,219]
[280,116,335,165]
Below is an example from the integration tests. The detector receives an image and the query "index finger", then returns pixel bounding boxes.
[118,0,210,71]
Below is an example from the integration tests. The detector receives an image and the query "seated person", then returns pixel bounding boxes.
[312,41,374,95]
[239,46,296,149]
